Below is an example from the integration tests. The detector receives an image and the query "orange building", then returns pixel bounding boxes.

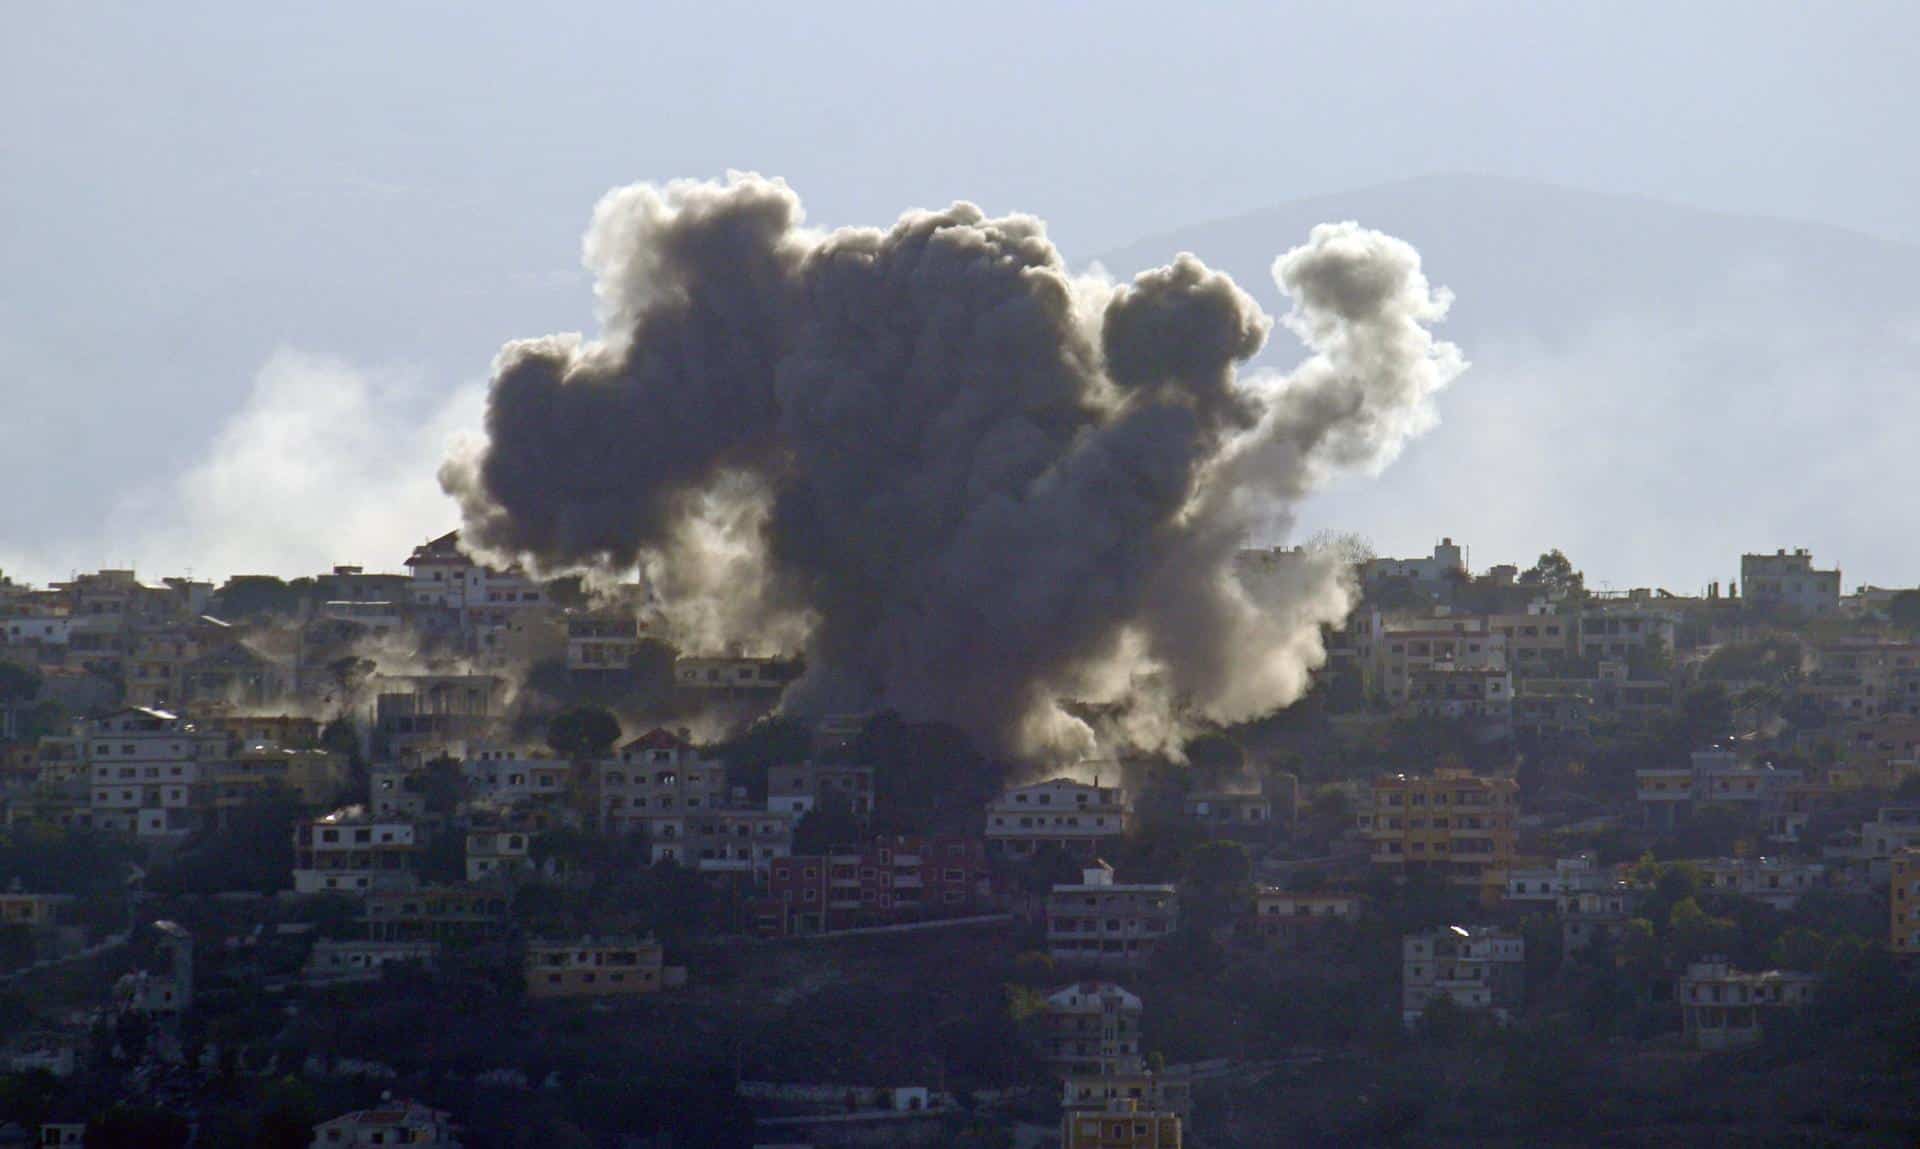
[1894,849,1920,956]
[1061,1100,1181,1149]
[1361,768,1518,903]
[524,936,685,999]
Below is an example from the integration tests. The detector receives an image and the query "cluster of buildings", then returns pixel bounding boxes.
[1040,982,1191,1149]
[6,532,1920,1141]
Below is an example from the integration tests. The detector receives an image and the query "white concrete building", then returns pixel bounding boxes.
[312,1100,460,1148]
[1039,981,1145,1075]
[1697,857,1827,910]
[85,706,220,839]
[304,939,438,985]
[597,728,729,838]
[293,809,420,895]
[987,777,1129,858]
[767,762,875,817]
[465,827,532,883]
[1677,959,1817,1050]
[1401,924,1525,1027]
[1045,863,1179,968]
[1741,549,1841,615]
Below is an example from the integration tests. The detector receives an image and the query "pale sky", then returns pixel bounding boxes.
[3,2,1917,588]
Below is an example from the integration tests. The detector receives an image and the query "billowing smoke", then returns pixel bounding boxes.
[442,174,1463,759]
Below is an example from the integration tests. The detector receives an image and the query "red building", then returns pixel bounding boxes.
[753,835,996,936]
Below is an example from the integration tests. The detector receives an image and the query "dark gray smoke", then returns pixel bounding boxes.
[442,174,1463,759]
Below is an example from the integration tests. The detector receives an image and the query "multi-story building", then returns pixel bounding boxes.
[1835,715,1920,788]
[682,808,794,875]
[1060,1100,1182,1149]
[565,610,642,675]
[1740,549,1841,615]
[755,835,994,936]
[1046,863,1179,968]
[0,612,72,659]
[1892,849,1920,956]
[1401,924,1525,1027]
[523,936,684,999]
[293,809,420,895]
[407,530,480,610]
[1635,748,1803,830]
[766,761,875,817]
[1246,889,1362,949]
[1576,607,1677,662]
[208,746,350,824]
[986,777,1129,859]
[1181,790,1273,836]
[1486,610,1573,680]
[364,886,507,943]
[1359,538,1468,592]
[311,1100,461,1148]
[180,641,293,713]
[1504,852,1612,904]
[465,826,533,883]
[597,728,728,838]
[1676,959,1818,1050]
[1511,684,1593,738]
[1062,1072,1193,1125]
[203,714,321,750]
[405,529,548,632]
[462,744,570,806]
[1697,857,1826,910]
[1038,981,1144,1076]
[1858,807,1920,886]
[123,631,199,711]
[85,706,221,839]
[1559,884,1639,956]
[373,674,502,757]
[1358,615,1506,706]
[1405,664,1514,734]
[304,939,437,986]
[673,655,795,696]
[1360,769,1518,903]
[1805,640,1920,720]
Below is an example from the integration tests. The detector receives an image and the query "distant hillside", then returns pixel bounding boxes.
[1099,174,1920,591]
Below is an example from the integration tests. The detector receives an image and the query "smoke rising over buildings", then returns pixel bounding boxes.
[442,174,1464,759]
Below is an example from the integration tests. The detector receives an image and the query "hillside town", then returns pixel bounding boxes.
[0,534,1917,1145]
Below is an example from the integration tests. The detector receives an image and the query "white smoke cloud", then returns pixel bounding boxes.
[94,349,481,580]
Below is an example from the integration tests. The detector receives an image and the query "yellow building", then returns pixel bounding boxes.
[1062,1100,1181,1149]
[524,936,684,999]
[1894,848,1920,956]
[0,892,69,927]
[1361,769,1518,903]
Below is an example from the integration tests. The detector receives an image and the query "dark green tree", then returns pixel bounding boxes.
[0,661,41,705]
[792,788,866,855]
[88,1105,190,1149]
[545,706,623,759]
[1519,550,1586,600]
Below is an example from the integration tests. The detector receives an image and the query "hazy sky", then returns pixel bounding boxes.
[3,2,1917,587]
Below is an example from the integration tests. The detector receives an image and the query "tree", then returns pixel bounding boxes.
[213,575,307,619]
[792,788,866,855]
[1667,896,1737,964]
[419,754,467,816]
[1891,590,1920,632]
[252,1075,320,1149]
[153,787,304,894]
[546,706,623,759]
[87,1106,190,1149]
[1518,550,1586,600]
[0,661,42,705]
[718,715,813,802]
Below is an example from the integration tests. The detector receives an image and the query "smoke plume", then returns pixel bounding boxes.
[442,174,1463,759]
